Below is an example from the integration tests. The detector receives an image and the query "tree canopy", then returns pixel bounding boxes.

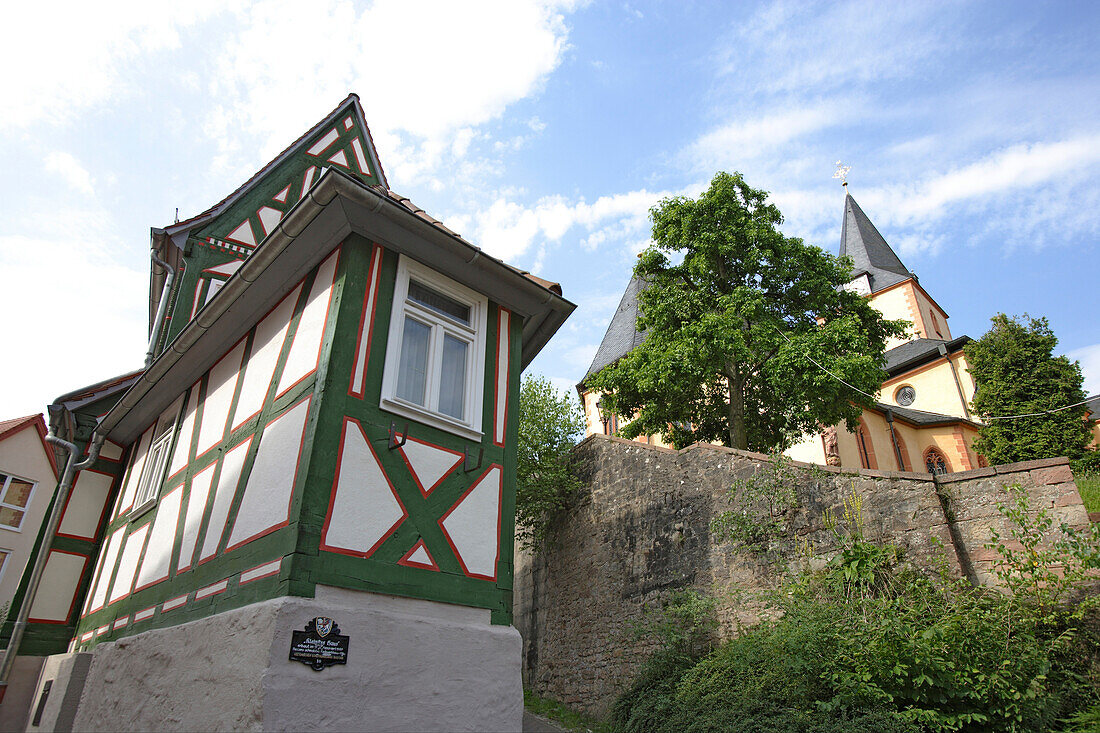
[587,172,905,451]
[515,375,585,550]
[967,314,1091,464]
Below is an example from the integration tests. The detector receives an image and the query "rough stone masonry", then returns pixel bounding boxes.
[513,434,1092,717]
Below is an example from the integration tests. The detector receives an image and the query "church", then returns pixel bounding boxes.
[580,191,993,475]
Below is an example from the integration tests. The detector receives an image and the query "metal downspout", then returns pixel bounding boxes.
[0,428,104,703]
[145,247,175,367]
[885,409,907,471]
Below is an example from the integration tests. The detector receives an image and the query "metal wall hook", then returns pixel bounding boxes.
[388,422,409,450]
[463,445,483,472]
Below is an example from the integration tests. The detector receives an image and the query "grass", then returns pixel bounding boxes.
[1076,472,1100,514]
[524,688,610,733]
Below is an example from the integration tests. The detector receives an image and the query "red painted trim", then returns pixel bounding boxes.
[273,183,291,204]
[164,382,201,486]
[275,247,342,401]
[437,464,503,582]
[240,558,283,585]
[319,417,409,559]
[132,484,184,593]
[55,466,117,541]
[396,434,464,498]
[175,460,218,574]
[27,549,90,625]
[348,244,383,400]
[106,522,152,607]
[306,128,340,157]
[0,415,62,478]
[134,604,157,622]
[162,593,189,613]
[118,426,155,516]
[231,284,304,433]
[85,525,126,616]
[195,578,229,600]
[492,308,512,447]
[192,336,248,463]
[112,615,129,630]
[224,396,312,553]
[196,435,255,568]
[397,539,440,571]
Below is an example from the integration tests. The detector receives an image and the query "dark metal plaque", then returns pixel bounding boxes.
[289,617,349,671]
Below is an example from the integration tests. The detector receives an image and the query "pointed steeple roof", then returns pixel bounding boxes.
[582,274,648,384]
[840,193,914,293]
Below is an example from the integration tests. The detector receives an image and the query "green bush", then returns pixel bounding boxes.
[610,490,1100,732]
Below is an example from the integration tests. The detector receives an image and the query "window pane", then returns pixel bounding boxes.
[0,507,23,528]
[439,335,468,419]
[408,280,470,325]
[3,479,33,508]
[397,317,431,405]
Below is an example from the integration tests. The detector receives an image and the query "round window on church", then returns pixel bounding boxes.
[895,385,916,406]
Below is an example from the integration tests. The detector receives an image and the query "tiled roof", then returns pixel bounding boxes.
[841,194,914,293]
[371,185,562,295]
[1086,395,1100,420]
[884,336,970,376]
[0,414,42,442]
[169,94,388,232]
[874,403,974,427]
[581,274,647,384]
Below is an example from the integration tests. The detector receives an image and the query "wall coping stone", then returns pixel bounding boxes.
[575,435,1078,487]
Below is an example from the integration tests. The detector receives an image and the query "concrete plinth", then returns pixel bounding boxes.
[71,587,522,732]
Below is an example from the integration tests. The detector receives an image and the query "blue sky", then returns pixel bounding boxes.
[2,0,1099,419]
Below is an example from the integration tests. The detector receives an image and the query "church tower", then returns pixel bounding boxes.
[841,193,952,349]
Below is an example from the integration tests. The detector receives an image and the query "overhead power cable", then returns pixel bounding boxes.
[773,325,1094,422]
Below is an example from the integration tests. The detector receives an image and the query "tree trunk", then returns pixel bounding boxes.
[726,363,748,450]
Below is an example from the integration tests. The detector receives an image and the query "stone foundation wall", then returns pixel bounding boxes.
[513,435,1090,717]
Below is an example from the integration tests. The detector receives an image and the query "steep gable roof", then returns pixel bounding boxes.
[841,194,915,293]
[0,414,58,478]
[582,274,647,385]
[884,336,970,377]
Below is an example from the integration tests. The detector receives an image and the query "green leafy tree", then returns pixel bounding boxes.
[967,314,1091,464]
[588,172,905,451]
[516,375,585,550]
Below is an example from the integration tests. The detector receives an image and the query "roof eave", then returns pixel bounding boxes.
[100,169,573,444]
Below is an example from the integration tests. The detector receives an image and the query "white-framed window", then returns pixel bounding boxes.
[0,472,36,531]
[132,428,173,514]
[381,256,488,440]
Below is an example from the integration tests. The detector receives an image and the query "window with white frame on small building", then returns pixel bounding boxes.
[132,428,173,513]
[0,472,36,531]
[381,256,488,439]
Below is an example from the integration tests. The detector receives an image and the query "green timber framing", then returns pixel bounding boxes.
[151,93,388,358]
[5,103,572,657]
[0,374,139,655]
[67,238,524,650]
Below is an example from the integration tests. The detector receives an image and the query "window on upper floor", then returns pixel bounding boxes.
[0,472,36,531]
[132,427,173,514]
[381,256,488,440]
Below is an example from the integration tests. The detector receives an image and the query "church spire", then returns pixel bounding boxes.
[840,193,915,294]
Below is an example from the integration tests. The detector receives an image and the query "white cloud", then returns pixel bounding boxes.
[44,152,95,196]
[0,0,235,130]
[687,100,852,170]
[471,188,667,261]
[0,234,147,418]
[201,0,582,186]
[1068,344,1100,397]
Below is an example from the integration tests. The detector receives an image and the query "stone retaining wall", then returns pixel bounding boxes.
[513,435,1090,717]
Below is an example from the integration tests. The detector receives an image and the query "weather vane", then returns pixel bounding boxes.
[833,161,851,191]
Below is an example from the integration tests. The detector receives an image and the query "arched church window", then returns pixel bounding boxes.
[930,310,942,338]
[895,385,916,406]
[856,420,877,470]
[924,447,950,475]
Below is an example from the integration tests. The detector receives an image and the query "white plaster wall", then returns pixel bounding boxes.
[0,426,57,612]
[71,587,523,732]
